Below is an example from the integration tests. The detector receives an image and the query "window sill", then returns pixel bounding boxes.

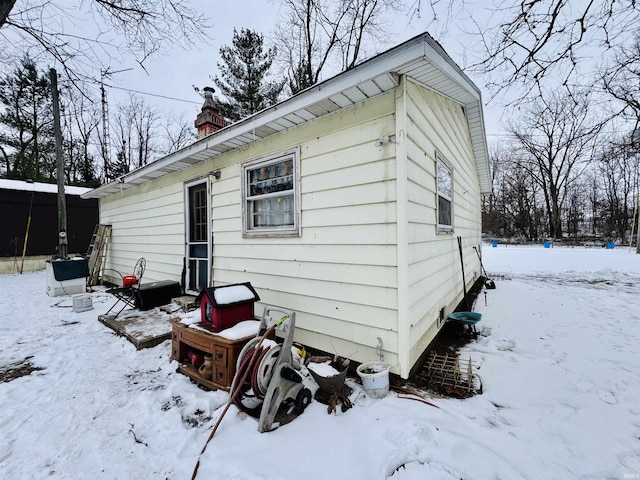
[243,229,301,238]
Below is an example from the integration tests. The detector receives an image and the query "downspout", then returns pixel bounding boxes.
[395,75,410,378]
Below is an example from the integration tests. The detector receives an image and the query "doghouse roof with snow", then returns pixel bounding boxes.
[197,282,260,307]
[196,283,261,332]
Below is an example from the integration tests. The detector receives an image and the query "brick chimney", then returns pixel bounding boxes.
[195,87,226,138]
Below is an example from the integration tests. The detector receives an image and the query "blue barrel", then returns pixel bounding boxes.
[543,241,551,248]
[491,241,497,247]
[606,241,614,249]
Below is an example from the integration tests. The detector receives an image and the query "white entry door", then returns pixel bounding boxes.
[185,179,210,294]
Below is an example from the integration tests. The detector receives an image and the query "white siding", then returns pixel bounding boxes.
[99,180,186,283]
[402,79,483,370]
[98,82,486,378]
[99,91,402,370]
[211,92,401,370]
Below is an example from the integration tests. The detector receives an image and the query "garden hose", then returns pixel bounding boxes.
[191,314,289,480]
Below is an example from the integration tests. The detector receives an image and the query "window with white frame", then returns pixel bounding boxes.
[242,148,300,236]
[436,153,453,231]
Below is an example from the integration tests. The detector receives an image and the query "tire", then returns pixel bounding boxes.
[294,388,312,413]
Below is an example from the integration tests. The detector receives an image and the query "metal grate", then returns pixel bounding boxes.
[424,351,482,397]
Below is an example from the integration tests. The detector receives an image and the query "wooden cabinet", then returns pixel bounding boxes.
[170,318,255,391]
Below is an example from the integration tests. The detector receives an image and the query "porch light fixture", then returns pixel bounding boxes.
[209,170,221,180]
[375,135,396,147]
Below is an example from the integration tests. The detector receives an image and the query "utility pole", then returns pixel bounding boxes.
[100,67,132,182]
[50,68,67,258]
[100,71,111,181]
[633,128,640,254]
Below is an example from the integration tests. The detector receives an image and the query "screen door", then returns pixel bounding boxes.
[185,180,209,293]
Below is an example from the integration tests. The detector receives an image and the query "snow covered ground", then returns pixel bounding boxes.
[1,244,639,479]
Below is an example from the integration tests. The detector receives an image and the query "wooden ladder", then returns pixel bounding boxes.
[86,224,112,286]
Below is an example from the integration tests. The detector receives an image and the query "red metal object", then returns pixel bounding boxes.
[197,283,260,332]
[122,275,137,288]
[200,296,254,332]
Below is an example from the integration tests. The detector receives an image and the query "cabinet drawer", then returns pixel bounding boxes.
[179,329,213,351]
[213,366,229,386]
[213,345,228,366]
[170,318,257,391]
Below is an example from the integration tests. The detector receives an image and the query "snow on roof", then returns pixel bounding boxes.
[0,179,91,196]
[212,284,258,306]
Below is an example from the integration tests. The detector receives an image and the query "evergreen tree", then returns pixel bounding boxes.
[213,28,285,121]
[0,56,56,181]
[111,147,130,179]
[288,60,314,95]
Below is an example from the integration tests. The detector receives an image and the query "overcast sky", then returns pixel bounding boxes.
[101,1,508,139]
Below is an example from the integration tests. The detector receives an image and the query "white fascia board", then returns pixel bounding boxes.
[421,35,481,99]
[84,33,489,199]
[420,38,490,192]
[91,41,422,195]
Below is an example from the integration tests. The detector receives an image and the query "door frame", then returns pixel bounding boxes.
[184,177,211,295]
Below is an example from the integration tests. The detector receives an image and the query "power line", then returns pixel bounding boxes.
[103,83,201,105]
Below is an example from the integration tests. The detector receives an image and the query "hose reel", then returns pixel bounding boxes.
[231,306,312,432]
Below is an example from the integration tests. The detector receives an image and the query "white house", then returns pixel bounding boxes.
[82,33,491,378]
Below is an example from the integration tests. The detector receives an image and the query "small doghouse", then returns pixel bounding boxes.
[197,282,260,332]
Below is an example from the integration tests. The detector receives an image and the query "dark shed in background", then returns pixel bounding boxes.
[0,179,99,258]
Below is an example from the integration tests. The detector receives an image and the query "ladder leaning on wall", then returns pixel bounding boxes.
[86,224,112,287]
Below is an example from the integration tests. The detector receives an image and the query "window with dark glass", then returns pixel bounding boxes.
[187,182,208,291]
[436,154,453,230]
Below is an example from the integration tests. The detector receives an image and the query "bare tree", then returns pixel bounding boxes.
[482,142,514,237]
[158,112,194,155]
[110,94,159,178]
[601,35,640,130]
[584,171,601,236]
[564,182,587,238]
[509,91,601,239]
[0,1,16,29]
[60,85,100,185]
[484,142,544,240]
[0,0,209,89]
[475,0,640,100]
[596,140,640,241]
[273,0,401,94]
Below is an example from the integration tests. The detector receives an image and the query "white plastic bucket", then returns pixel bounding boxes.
[356,361,390,399]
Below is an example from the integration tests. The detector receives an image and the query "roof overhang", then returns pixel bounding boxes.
[82,33,491,200]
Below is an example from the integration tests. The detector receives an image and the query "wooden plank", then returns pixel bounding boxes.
[98,311,173,350]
